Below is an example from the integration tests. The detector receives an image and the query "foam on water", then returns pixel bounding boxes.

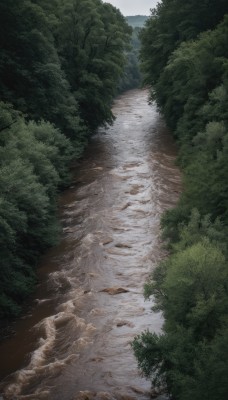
[0,89,181,400]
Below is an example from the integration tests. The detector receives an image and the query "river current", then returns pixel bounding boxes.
[0,89,181,400]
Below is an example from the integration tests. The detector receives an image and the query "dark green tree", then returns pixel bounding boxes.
[55,0,131,131]
[135,2,228,398]
[0,103,73,317]
[118,27,142,93]
[140,0,228,86]
[0,0,131,318]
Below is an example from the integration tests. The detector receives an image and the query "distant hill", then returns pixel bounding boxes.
[126,15,148,28]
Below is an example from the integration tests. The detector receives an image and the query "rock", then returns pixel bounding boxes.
[101,238,113,246]
[130,386,149,395]
[100,287,129,295]
[115,243,132,249]
[120,202,131,211]
[90,357,104,362]
[116,320,134,328]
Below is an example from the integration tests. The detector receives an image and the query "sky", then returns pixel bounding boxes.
[103,0,159,16]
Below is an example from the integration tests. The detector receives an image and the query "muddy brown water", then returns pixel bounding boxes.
[0,89,181,400]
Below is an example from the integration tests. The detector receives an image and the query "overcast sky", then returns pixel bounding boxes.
[104,0,159,16]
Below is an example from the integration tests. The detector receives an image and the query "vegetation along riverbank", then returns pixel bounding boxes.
[0,0,132,319]
[133,1,228,399]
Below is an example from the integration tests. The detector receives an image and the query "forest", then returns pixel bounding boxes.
[0,0,132,319]
[118,21,142,93]
[133,0,228,399]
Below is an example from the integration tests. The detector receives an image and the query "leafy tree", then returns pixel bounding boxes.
[133,236,228,398]
[0,105,73,317]
[0,0,83,143]
[140,0,228,86]
[0,0,131,318]
[55,0,131,131]
[135,4,228,397]
[118,27,142,93]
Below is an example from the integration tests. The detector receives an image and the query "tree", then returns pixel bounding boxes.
[0,105,73,317]
[133,238,228,398]
[140,0,228,87]
[118,27,142,93]
[136,2,228,398]
[0,0,131,318]
[0,0,83,144]
[55,0,131,131]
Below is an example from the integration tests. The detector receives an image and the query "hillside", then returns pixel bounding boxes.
[126,15,148,28]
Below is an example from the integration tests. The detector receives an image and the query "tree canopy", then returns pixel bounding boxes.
[133,1,228,399]
[0,0,131,318]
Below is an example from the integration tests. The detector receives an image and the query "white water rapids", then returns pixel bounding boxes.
[0,89,181,400]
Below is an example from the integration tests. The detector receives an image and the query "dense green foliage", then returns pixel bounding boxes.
[55,0,131,131]
[0,0,130,318]
[133,1,228,398]
[118,15,148,93]
[118,27,142,93]
[140,0,228,86]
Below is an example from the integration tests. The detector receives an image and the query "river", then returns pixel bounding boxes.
[0,89,181,400]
